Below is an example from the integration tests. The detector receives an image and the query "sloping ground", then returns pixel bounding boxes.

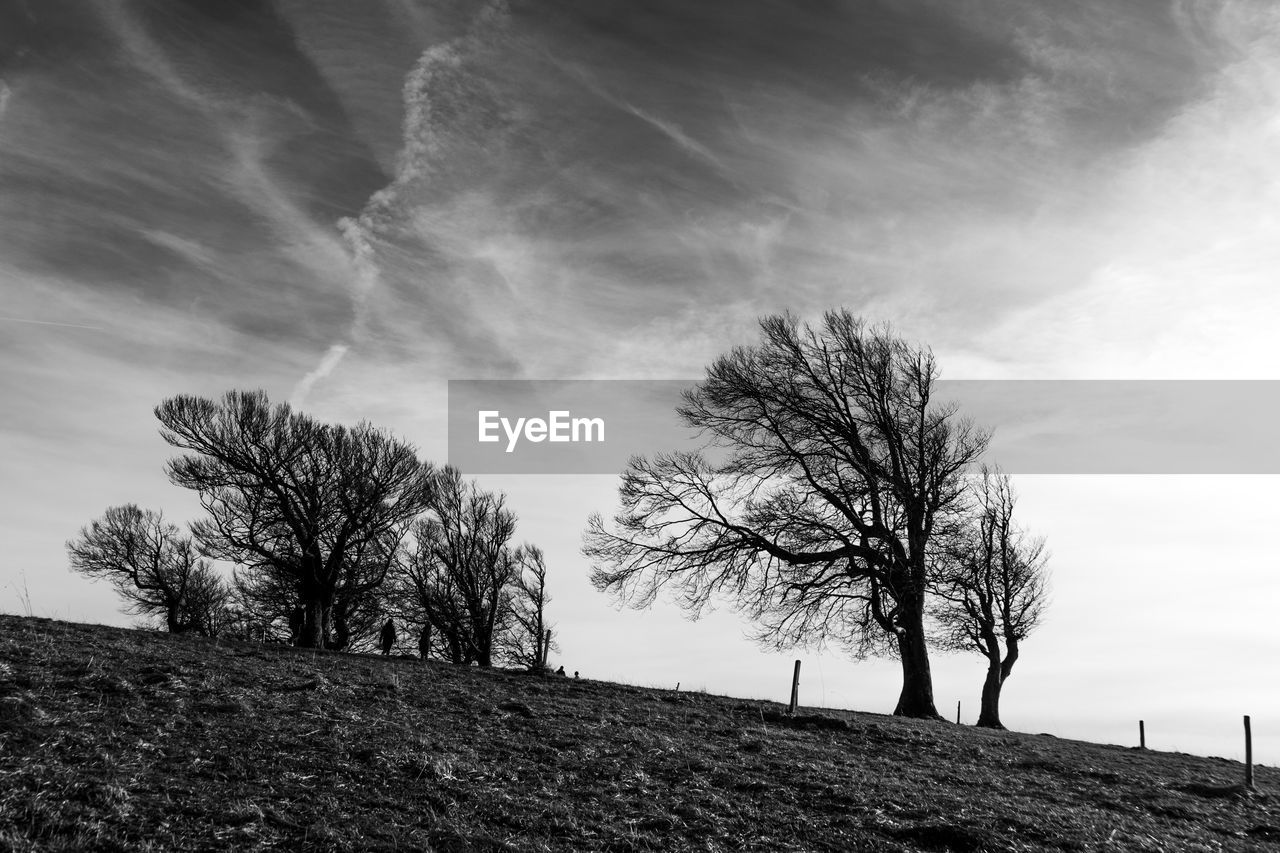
[1,614,1277,852]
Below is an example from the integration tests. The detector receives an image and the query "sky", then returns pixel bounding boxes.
[3,0,1280,762]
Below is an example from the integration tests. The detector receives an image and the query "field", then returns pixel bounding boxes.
[1,614,1277,852]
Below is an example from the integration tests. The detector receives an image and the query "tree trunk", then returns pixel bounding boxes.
[288,606,305,646]
[892,607,941,719]
[300,596,331,649]
[976,658,1005,729]
[476,607,494,666]
[448,634,463,665]
[331,601,351,652]
[472,613,494,668]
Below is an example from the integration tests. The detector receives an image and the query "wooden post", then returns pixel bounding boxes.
[788,660,801,715]
[956,701,961,724]
[1245,715,1254,789]
[1140,720,1145,749]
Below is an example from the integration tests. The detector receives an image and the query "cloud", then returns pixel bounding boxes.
[973,0,1280,377]
[59,0,1268,398]
[319,0,523,380]
[296,0,1258,390]
[53,0,402,405]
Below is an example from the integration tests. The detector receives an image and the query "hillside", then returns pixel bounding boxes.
[1,615,1276,852]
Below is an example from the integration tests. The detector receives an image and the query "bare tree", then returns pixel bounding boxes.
[392,467,519,667]
[932,467,1049,729]
[585,311,988,718]
[67,504,229,635]
[155,390,434,648]
[506,545,557,670]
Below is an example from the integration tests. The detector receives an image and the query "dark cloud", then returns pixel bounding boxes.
[0,0,395,350]
[128,0,393,221]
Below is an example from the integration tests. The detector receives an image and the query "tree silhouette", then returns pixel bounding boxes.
[67,504,229,635]
[155,390,433,648]
[585,310,988,718]
[392,467,519,667]
[932,467,1049,728]
[506,545,557,670]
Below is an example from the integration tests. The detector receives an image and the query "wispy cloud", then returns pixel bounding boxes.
[320,0,520,381]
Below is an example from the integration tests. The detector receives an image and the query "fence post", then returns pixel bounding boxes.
[788,660,801,716]
[956,701,961,725]
[1140,720,1145,749]
[1245,715,1254,789]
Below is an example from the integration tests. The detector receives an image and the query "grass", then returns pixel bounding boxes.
[1,613,1278,851]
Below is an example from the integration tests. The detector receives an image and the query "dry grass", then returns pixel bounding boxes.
[1,614,1277,851]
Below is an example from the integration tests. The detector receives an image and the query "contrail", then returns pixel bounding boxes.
[545,54,730,174]
[289,343,349,407]
[0,316,104,331]
[623,102,726,171]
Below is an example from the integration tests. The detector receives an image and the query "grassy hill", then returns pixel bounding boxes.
[1,614,1277,852]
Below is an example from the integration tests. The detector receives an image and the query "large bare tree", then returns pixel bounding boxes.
[932,467,1049,728]
[585,311,988,718]
[67,504,229,635]
[155,390,434,648]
